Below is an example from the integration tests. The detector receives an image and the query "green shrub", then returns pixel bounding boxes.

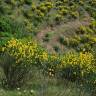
[59,36,66,45]
[24,0,32,5]
[43,33,52,42]
[80,35,90,43]
[53,45,60,52]
[0,16,26,35]
[0,53,31,89]
[0,16,12,32]
[69,38,80,48]
[0,16,27,46]
[55,14,63,24]
[77,26,87,34]
[5,0,17,6]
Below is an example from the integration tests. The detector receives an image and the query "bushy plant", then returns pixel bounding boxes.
[0,16,27,46]
[55,14,63,24]
[53,45,60,52]
[0,16,12,33]
[1,38,48,88]
[1,38,96,89]
[69,38,80,47]
[24,0,32,5]
[58,52,96,85]
[59,36,67,45]
[43,54,59,77]
[43,33,53,42]
[70,11,79,19]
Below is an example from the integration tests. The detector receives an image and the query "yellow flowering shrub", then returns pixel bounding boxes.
[1,38,49,88]
[2,38,49,64]
[3,38,35,64]
[1,38,96,88]
[59,52,96,84]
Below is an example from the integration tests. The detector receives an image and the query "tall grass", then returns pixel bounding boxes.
[0,67,92,96]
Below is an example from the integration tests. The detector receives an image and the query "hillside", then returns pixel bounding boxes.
[0,0,96,96]
[0,0,96,53]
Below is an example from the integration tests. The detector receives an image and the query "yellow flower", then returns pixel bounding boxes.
[39,51,48,61]
[2,47,5,52]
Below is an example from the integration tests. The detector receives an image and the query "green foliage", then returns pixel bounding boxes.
[69,38,80,47]
[0,0,96,94]
[59,36,66,45]
[53,45,60,52]
[24,0,32,5]
[0,16,12,32]
[0,0,95,28]
[0,70,92,96]
[43,33,53,42]
[1,38,96,89]
[0,53,30,89]
[0,16,27,46]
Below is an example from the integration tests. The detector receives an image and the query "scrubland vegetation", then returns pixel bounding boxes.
[0,0,96,96]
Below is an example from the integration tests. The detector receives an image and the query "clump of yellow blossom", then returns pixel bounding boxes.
[1,38,48,65]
